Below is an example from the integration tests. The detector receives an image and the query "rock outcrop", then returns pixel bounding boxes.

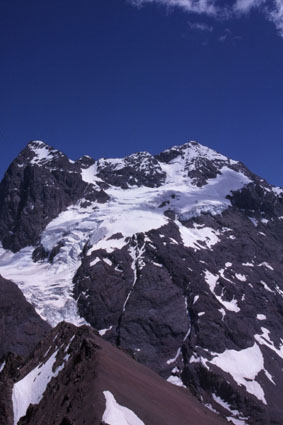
[0,275,50,359]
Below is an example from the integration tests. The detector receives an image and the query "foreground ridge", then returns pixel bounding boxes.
[0,322,225,425]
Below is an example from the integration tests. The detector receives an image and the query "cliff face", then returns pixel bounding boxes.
[1,140,283,424]
[0,141,108,252]
[0,275,50,359]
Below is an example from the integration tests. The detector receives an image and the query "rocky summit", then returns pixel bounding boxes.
[1,140,283,424]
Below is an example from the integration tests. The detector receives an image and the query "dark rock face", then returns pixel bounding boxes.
[73,206,283,423]
[74,225,191,376]
[96,151,166,188]
[0,141,108,252]
[74,243,136,331]
[0,322,225,425]
[0,353,22,425]
[179,207,283,425]
[72,152,283,424]
[0,275,50,359]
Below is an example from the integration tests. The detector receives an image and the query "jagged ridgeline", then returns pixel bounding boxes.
[1,140,283,424]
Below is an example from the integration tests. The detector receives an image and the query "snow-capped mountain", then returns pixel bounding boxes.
[1,140,283,424]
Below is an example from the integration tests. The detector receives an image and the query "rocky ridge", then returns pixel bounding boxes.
[0,322,225,425]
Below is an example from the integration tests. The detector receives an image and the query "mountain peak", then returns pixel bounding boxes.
[27,139,50,148]
[154,140,239,187]
[165,140,231,163]
[24,140,64,166]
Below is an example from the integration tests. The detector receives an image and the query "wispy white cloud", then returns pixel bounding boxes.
[269,0,283,35]
[234,0,266,14]
[129,0,283,37]
[189,21,214,31]
[218,27,231,42]
[130,0,218,16]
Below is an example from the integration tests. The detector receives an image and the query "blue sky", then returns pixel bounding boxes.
[0,0,283,185]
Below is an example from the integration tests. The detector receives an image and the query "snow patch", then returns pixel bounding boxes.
[103,258,113,267]
[99,326,113,336]
[193,295,199,304]
[122,244,145,312]
[90,257,100,267]
[213,393,237,414]
[255,327,283,360]
[258,262,274,271]
[272,187,283,196]
[248,217,258,227]
[242,262,253,267]
[227,418,248,425]
[12,349,67,424]
[260,281,274,293]
[204,270,240,313]
[167,297,191,365]
[204,403,219,414]
[81,163,99,185]
[212,394,248,424]
[235,274,246,282]
[158,164,251,221]
[152,261,162,267]
[29,141,61,166]
[275,285,283,297]
[102,390,145,425]
[209,344,266,404]
[177,222,220,251]
[167,375,186,388]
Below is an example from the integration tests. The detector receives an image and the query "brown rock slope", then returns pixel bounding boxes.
[0,322,227,425]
